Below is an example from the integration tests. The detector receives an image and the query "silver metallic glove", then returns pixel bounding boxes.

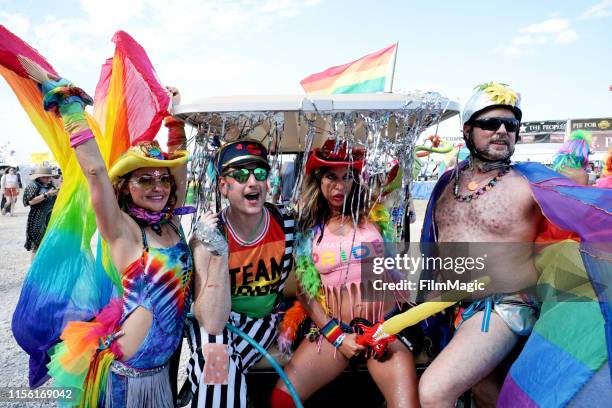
[194,220,228,256]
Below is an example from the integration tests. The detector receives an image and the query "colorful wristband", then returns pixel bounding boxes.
[70,129,95,148]
[61,104,90,135]
[333,333,346,348]
[320,318,344,348]
[41,80,94,139]
[42,81,93,113]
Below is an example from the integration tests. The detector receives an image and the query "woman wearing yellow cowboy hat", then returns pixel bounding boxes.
[38,77,194,406]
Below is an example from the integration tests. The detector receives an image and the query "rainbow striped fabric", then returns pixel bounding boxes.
[0,25,170,387]
[300,43,397,94]
[422,162,612,407]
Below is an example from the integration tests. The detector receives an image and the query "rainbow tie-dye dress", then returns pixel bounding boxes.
[47,225,193,407]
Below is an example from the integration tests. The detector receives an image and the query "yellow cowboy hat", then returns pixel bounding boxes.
[108,141,189,182]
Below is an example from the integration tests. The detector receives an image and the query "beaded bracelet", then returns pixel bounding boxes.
[320,318,346,348]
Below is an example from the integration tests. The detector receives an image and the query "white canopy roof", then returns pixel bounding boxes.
[172,93,459,153]
[173,93,460,116]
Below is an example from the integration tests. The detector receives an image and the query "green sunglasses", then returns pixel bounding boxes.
[223,167,269,183]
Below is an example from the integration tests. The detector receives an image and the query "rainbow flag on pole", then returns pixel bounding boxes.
[300,43,398,94]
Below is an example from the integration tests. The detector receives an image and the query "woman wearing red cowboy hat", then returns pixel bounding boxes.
[272,139,419,407]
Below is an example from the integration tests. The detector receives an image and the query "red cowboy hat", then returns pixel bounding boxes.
[305,139,365,173]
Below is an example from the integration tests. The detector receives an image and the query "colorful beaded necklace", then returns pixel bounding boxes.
[453,166,510,202]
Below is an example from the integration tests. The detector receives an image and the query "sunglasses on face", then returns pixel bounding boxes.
[472,117,520,132]
[223,167,269,183]
[130,174,174,189]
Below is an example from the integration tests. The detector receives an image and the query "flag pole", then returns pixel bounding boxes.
[387,42,399,93]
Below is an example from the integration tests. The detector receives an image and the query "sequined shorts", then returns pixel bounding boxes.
[457,293,540,336]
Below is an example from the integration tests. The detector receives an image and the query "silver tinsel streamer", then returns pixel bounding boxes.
[290,111,317,204]
[189,111,286,232]
[186,92,449,241]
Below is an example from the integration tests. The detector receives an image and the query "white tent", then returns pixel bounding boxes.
[173,93,460,153]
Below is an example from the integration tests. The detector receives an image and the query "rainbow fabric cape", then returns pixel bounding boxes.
[421,161,612,407]
[299,43,397,94]
[0,26,170,387]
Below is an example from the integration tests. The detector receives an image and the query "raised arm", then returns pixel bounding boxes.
[40,76,128,244]
[164,87,187,211]
[74,140,128,243]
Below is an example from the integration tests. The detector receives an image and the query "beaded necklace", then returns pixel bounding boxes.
[453,166,510,202]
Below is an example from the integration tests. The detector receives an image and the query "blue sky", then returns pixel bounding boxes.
[1,0,611,163]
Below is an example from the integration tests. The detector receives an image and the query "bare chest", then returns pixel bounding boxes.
[434,171,538,241]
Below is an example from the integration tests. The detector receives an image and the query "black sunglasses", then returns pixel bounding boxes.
[222,167,268,183]
[472,117,520,132]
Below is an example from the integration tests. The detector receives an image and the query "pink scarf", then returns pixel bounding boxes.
[127,203,195,234]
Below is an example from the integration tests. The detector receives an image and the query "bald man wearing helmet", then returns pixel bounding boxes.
[418,83,543,407]
[417,81,612,408]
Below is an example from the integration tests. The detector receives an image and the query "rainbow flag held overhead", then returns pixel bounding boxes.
[300,43,398,94]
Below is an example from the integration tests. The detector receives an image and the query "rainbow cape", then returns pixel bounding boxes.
[421,161,612,406]
[299,43,397,94]
[0,26,170,387]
